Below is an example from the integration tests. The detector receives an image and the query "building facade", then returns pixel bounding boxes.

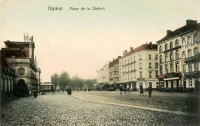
[157,20,200,91]
[119,43,159,90]
[0,37,40,96]
[109,57,121,85]
[97,63,109,84]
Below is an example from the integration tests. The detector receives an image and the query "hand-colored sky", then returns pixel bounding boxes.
[0,0,200,81]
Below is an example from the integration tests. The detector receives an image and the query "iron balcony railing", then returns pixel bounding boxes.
[184,71,200,79]
[185,54,200,63]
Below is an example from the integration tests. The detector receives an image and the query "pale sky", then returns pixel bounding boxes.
[0,0,200,81]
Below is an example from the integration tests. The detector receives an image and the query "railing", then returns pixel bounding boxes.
[163,46,181,53]
[185,54,200,63]
[184,71,200,79]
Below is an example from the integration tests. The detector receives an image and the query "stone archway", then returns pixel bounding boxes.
[15,79,29,97]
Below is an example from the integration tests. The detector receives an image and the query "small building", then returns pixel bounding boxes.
[40,82,55,92]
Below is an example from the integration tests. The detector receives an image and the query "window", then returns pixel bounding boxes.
[170,63,174,72]
[160,65,163,74]
[188,36,192,45]
[165,43,168,51]
[165,64,168,73]
[149,54,151,60]
[165,53,168,62]
[149,62,152,69]
[182,37,186,46]
[194,48,198,56]
[182,51,186,58]
[155,54,158,60]
[170,41,173,49]
[159,46,162,53]
[189,79,192,86]
[155,70,158,77]
[149,71,152,78]
[183,64,186,73]
[155,62,158,69]
[149,82,152,87]
[139,55,142,60]
[170,52,173,60]
[140,72,142,78]
[139,63,142,69]
[176,50,179,59]
[188,64,192,72]
[160,55,163,63]
[176,62,179,72]
[194,33,198,44]
[194,63,199,71]
[175,40,179,47]
[188,49,192,57]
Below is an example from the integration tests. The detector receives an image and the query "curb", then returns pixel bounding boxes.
[72,95,195,116]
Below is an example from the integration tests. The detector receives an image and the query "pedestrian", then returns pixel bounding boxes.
[148,85,153,97]
[139,84,143,96]
[120,86,122,94]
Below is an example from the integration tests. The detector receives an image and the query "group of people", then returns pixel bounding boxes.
[139,84,152,97]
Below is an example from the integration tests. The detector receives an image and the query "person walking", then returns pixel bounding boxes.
[139,84,143,96]
[148,84,153,97]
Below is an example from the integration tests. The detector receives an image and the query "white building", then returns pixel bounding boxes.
[157,20,200,92]
[97,63,109,84]
[119,43,159,90]
[109,57,121,85]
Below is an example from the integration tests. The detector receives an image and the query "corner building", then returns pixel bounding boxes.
[157,20,200,91]
[119,43,159,90]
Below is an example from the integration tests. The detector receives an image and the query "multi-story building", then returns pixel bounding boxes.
[108,56,121,86]
[0,50,16,100]
[97,63,109,84]
[119,43,158,90]
[0,36,40,96]
[157,20,200,91]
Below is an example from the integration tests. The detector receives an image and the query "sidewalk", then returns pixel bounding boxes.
[72,91,200,115]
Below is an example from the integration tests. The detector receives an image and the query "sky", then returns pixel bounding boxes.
[0,0,200,82]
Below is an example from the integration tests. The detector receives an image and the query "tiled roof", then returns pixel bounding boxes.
[123,43,157,58]
[109,57,121,68]
[157,23,200,43]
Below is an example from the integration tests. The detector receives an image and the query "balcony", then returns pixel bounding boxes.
[163,46,181,53]
[184,54,200,63]
[166,72,182,78]
[184,71,200,79]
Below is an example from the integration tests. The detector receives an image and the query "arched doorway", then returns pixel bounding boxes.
[14,79,29,97]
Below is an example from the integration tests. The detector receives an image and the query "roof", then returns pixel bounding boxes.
[123,43,157,58]
[109,57,121,68]
[157,22,200,43]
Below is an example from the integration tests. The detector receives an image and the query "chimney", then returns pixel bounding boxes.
[118,56,121,59]
[186,20,197,25]
[123,50,128,56]
[130,47,133,51]
[167,30,172,35]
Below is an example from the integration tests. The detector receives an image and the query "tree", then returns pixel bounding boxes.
[58,71,70,91]
[51,73,59,90]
